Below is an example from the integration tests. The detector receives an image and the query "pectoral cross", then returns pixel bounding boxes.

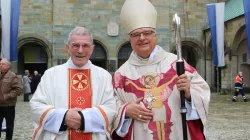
[143,93,156,110]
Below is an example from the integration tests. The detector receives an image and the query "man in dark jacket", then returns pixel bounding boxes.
[31,70,41,94]
[0,58,22,140]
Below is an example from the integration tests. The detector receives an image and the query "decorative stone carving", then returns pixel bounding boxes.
[107,21,119,36]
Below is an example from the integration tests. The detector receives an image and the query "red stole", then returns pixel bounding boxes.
[68,69,92,140]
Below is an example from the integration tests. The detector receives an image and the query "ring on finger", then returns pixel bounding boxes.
[138,114,142,118]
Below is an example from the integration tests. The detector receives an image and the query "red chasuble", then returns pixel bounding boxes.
[68,69,92,140]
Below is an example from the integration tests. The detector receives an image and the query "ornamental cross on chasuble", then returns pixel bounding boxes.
[68,69,92,140]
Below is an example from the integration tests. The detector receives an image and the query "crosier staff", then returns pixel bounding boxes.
[173,13,188,140]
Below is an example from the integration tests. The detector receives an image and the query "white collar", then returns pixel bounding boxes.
[134,46,159,61]
[66,58,92,69]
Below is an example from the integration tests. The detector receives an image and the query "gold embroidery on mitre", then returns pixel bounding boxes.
[71,72,89,91]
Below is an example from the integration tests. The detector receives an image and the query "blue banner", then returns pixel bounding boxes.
[206,3,225,67]
[0,0,20,62]
[243,0,250,59]
[207,4,218,66]
[10,0,21,61]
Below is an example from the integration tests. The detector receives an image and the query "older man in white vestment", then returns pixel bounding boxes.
[111,0,210,140]
[30,26,116,140]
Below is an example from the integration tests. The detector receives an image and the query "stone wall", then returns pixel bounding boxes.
[18,0,213,73]
[204,16,249,92]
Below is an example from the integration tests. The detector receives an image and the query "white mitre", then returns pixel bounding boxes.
[120,0,157,34]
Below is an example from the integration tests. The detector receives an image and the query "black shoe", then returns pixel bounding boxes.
[232,99,237,102]
[244,99,248,102]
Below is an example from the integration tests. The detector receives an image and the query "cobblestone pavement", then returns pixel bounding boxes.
[206,94,250,140]
[0,96,33,140]
[0,94,250,140]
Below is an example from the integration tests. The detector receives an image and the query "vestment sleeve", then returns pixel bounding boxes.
[29,69,56,140]
[89,71,117,139]
[188,71,210,125]
[111,72,133,138]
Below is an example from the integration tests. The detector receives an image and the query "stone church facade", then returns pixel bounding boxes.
[1,0,249,92]
[204,0,250,93]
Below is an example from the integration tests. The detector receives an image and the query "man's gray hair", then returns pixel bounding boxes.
[1,58,11,66]
[67,26,93,44]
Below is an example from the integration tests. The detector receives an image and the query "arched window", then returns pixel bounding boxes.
[118,42,132,68]
[90,40,107,69]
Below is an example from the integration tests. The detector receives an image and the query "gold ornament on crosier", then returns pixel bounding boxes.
[71,72,89,91]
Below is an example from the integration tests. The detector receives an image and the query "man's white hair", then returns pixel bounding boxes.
[67,26,93,44]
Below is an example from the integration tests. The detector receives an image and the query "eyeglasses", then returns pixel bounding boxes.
[0,63,7,66]
[70,42,92,50]
[129,30,155,38]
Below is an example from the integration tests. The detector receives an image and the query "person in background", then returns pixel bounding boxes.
[232,71,248,102]
[22,70,31,102]
[0,58,22,140]
[31,70,41,94]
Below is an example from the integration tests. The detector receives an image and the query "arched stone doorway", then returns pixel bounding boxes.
[18,36,52,75]
[90,40,107,69]
[238,39,250,91]
[171,40,201,68]
[181,41,199,68]
[232,25,250,92]
[117,42,132,68]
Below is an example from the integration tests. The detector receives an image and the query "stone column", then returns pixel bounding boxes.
[11,61,18,74]
[196,58,204,79]
[109,57,117,75]
[206,60,212,87]
[231,55,238,91]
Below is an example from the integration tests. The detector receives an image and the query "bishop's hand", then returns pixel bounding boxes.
[125,97,154,123]
[176,74,191,100]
